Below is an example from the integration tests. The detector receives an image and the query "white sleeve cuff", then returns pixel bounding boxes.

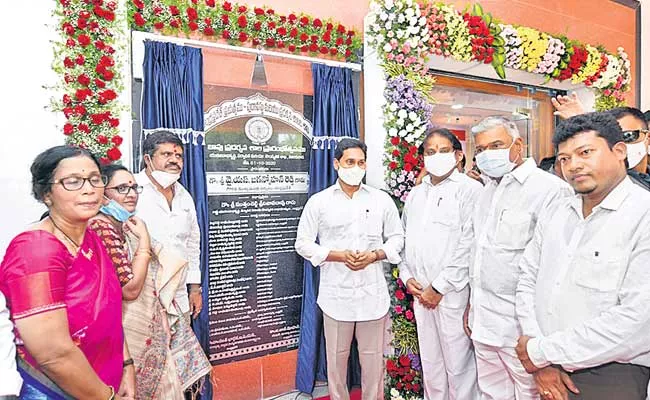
[431,275,455,295]
[186,269,201,284]
[310,246,331,267]
[527,337,551,369]
[382,244,402,265]
[399,264,413,285]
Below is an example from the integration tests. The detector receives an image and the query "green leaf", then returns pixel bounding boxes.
[472,3,484,16]
[485,13,492,27]
[493,36,505,46]
[495,64,506,79]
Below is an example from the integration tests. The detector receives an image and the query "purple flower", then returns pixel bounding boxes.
[407,352,422,371]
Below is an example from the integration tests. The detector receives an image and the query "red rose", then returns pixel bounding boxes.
[94,40,106,50]
[91,113,106,125]
[266,38,275,47]
[395,290,405,300]
[63,123,74,135]
[100,89,117,100]
[405,309,414,320]
[254,7,264,15]
[337,24,346,33]
[267,8,274,14]
[238,5,247,13]
[409,145,418,154]
[63,57,74,68]
[311,35,318,43]
[106,1,117,11]
[323,31,331,43]
[104,10,115,22]
[347,30,355,37]
[169,5,179,15]
[78,123,90,133]
[188,21,198,31]
[186,7,198,20]
[268,21,276,30]
[413,384,421,392]
[300,45,308,52]
[309,43,318,52]
[64,24,75,36]
[222,30,230,39]
[290,28,298,38]
[78,34,91,47]
[299,16,309,26]
[154,21,164,30]
[132,0,144,9]
[170,19,181,28]
[77,18,88,29]
[222,1,232,11]
[63,107,73,118]
[204,26,214,36]
[66,38,76,48]
[390,137,400,145]
[392,149,400,157]
[62,94,72,104]
[299,33,308,42]
[80,10,91,19]
[94,78,106,88]
[288,44,296,52]
[252,38,261,46]
[313,18,322,28]
[396,382,403,390]
[277,41,285,48]
[97,135,109,144]
[404,163,413,172]
[107,147,122,161]
[399,355,410,367]
[345,49,351,58]
[237,15,247,28]
[254,21,262,30]
[345,37,352,45]
[99,157,110,165]
[335,37,343,46]
[277,27,287,36]
[238,32,248,42]
[75,88,89,101]
[111,135,123,145]
[109,118,120,128]
[102,70,114,81]
[388,161,397,170]
[329,47,337,55]
[99,55,114,67]
[326,22,333,31]
[77,74,90,86]
[405,383,412,391]
[75,105,87,116]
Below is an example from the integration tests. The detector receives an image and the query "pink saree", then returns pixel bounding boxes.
[0,229,124,392]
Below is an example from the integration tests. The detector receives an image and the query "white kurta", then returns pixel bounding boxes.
[295,182,404,322]
[400,171,482,400]
[0,291,22,396]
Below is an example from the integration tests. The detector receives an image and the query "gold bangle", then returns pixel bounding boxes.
[134,249,152,258]
[107,385,115,400]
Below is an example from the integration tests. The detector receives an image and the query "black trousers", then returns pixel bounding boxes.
[567,363,650,400]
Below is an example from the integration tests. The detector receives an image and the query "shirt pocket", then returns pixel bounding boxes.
[495,209,533,250]
[574,250,626,293]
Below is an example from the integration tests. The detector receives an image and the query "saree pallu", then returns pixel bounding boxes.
[122,239,211,400]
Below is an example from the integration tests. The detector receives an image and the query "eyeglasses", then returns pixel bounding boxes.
[52,175,108,191]
[105,184,143,195]
[622,129,649,144]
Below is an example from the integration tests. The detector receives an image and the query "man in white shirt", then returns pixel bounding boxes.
[0,291,22,398]
[135,131,202,318]
[516,112,650,400]
[466,116,570,400]
[400,129,482,400]
[295,138,404,400]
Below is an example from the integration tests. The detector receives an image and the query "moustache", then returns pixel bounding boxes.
[165,162,180,169]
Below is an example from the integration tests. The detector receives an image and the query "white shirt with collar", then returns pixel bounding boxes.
[0,291,22,396]
[399,171,483,307]
[469,158,571,347]
[135,171,201,314]
[517,177,650,371]
[295,181,404,322]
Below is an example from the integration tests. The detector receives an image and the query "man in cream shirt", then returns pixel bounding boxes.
[516,112,650,400]
[0,291,22,399]
[466,117,570,399]
[295,138,404,400]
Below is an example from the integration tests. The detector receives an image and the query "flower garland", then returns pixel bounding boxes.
[129,0,362,61]
[54,0,124,163]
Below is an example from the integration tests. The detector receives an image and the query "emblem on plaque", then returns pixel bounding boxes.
[245,117,273,145]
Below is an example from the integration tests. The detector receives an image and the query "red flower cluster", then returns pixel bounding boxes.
[386,356,423,395]
[463,13,495,64]
[557,45,588,81]
[583,53,609,87]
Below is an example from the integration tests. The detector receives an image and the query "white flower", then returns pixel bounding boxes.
[385,0,394,9]
[406,123,414,132]
[389,127,398,136]
[373,23,381,32]
[409,16,418,26]
[389,102,398,112]
[419,16,427,26]
[396,118,405,127]
[386,21,393,30]
[406,0,412,7]
[387,31,395,38]
[388,13,396,20]
[398,14,405,23]
[396,175,405,183]
[390,171,397,179]
[380,12,389,21]
[398,109,408,119]
[396,30,405,39]
[404,8,414,18]
[383,43,393,53]
[408,111,417,121]
[398,128,407,137]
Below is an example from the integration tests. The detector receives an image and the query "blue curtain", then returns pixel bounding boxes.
[141,41,212,400]
[296,64,360,393]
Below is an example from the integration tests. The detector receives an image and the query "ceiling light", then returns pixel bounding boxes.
[451,104,464,110]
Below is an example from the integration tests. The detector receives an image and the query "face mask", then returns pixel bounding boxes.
[424,152,457,177]
[475,144,516,178]
[100,198,134,223]
[337,165,366,186]
[626,141,647,168]
[146,155,180,189]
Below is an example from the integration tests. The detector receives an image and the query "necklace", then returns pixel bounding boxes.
[49,217,81,250]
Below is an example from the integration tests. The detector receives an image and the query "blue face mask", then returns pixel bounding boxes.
[100,198,134,222]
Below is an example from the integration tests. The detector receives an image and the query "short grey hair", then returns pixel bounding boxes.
[471,116,520,139]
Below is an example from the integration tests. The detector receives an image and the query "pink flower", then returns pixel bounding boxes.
[396,54,404,63]
[395,290,405,300]
[402,43,411,54]
[405,310,414,320]
[395,305,403,314]
[390,39,399,49]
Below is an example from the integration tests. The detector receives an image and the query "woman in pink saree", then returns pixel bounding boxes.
[0,146,132,399]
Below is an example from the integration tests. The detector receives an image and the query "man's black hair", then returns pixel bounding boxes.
[334,138,367,160]
[418,128,463,155]
[607,107,649,130]
[553,112,623,151]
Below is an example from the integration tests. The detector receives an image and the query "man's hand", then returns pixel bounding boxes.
[551,92,585,119]
[534,366,580,400]
[405,278,424,299]
[353,251,378,270]
[415,168,428,186]
[118,364,136,400]
[419,285,443,309]
[466,170,484,185]
[188,285,202,319]
[516,336,540,374]
[463,301,472,337]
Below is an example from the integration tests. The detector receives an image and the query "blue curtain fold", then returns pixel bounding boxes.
[141,40,212,400]
[296,64,360,394]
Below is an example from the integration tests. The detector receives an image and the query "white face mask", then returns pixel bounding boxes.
[626,141,647,169]
[146,155,180,189]
[337,165,366,186]
[475,144,516,178]
[424,152,457,177]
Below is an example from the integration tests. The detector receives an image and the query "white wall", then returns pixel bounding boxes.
[0,3,62,258]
